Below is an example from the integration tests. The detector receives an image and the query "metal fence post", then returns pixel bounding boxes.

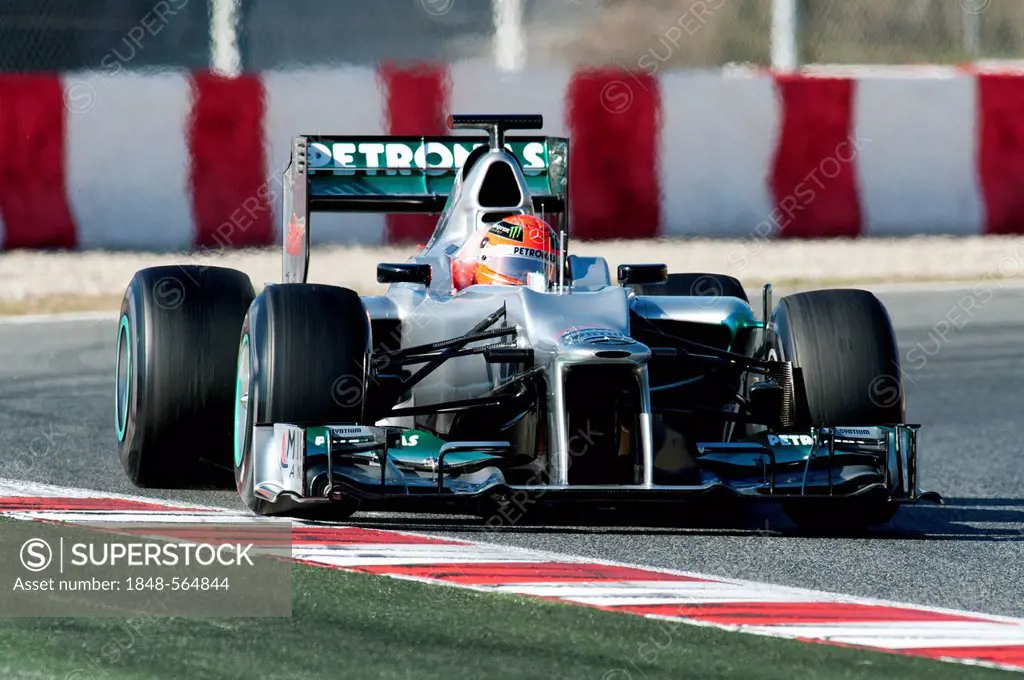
[962,6,981,62]
[493,0,525,73]
[771,0,800,72]
[210,0,242,76]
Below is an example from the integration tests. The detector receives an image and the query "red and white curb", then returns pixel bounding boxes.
[1,479,1022,672]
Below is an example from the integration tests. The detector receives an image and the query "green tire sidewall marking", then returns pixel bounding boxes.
[114,314,131,443]
[233,334,250,468]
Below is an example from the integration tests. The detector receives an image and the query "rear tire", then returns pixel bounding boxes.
[769,289,904,530]
[234,284,369,516]
[116,266,255,488]
[630,272,748,303]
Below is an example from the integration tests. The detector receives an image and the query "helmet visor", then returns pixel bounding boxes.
[487,255,553,284]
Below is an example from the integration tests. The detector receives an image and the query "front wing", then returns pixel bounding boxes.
[250,423,939,513]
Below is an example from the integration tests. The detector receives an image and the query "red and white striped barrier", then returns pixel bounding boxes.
[3,64,1024,250]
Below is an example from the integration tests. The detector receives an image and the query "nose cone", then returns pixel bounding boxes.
[558,327,651,364]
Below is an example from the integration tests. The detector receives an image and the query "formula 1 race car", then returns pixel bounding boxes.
[114,114,939,531]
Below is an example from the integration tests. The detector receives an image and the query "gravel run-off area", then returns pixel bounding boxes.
[3,236,1024,312]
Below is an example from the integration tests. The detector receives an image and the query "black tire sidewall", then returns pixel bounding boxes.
[251,284,370,427]
[115,266,254,488]
[769,289,905,428]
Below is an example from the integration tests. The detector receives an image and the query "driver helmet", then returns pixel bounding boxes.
[473,215,558,286]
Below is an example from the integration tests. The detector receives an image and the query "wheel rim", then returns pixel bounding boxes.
[233,334,250,468]
[114,315,131,442]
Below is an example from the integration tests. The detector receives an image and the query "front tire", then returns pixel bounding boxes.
[116,266,255,488]
[234,284,370,516]
[769,289,904,530]
[771,289,905,428]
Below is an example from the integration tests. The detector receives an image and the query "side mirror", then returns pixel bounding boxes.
[617,263,667,286]
[377,263,431,286]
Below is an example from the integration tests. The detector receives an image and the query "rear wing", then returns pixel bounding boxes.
[284,135,568,214]
[280,115,569,283]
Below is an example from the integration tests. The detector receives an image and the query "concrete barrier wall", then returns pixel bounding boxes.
[3,64,1024,250]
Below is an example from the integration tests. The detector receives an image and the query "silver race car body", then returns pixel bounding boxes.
[239,114,938,524]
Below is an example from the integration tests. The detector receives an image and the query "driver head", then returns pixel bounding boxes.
[474,215,557,286]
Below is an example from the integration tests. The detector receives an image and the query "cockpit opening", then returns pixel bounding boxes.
[478,161,523,208]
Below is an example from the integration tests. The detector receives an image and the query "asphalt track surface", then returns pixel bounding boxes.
[2,284,1023,619]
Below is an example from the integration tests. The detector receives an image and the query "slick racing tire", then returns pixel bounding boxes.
[769,289,904,530]
[629,272,749,303]
[770,289,905,428]
[116,266,255,489]
[234,284,369,516]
